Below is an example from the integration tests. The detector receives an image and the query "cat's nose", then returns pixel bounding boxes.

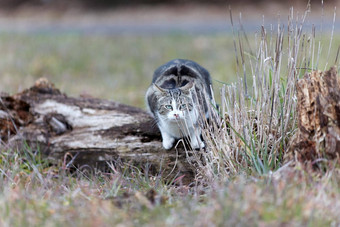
[174,113,179,118]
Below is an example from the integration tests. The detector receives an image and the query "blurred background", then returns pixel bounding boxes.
[0,0,339,107]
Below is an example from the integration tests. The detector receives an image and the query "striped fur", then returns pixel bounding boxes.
[145,59,212,150]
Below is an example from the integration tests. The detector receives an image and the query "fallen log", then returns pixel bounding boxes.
[0,78,195,181]
[291,67,340,164]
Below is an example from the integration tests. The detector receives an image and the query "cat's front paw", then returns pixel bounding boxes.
[191,138,205,150]
[162,137,175,150]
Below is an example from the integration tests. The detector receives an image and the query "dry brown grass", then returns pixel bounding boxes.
[1,3,340,226]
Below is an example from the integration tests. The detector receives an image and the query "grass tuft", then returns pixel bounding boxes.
[192,4,340,181]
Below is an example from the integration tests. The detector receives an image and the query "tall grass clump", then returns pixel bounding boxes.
[196,4,338,180]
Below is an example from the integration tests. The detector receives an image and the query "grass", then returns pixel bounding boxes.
[1,5,340,226]
[1,147,340,226]
[0,33,236,107]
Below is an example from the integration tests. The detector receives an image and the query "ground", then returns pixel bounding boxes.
[1,2,340,226]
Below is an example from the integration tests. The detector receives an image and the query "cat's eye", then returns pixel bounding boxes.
[180,104,187,110]
[164,105,173,110]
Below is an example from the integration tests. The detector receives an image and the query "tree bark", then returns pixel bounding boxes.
[290,67,340,164]
[0,78,195,181]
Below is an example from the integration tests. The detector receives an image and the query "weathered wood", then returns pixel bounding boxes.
[290,67,340,163]
[0,78,195,180]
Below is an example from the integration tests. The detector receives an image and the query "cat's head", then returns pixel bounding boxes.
[152,82,195,122]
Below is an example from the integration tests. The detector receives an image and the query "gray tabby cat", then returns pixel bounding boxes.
[145,59,213,150]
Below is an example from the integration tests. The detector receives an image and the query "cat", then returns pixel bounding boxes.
[145,59,213,150]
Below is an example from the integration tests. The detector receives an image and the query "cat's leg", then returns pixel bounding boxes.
[189,129,205,150]
[160,129,175,150]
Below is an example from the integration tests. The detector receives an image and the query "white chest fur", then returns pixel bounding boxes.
[156,107,204,150]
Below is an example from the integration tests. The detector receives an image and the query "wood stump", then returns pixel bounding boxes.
[291,67,340,163]
[0,78,195,181]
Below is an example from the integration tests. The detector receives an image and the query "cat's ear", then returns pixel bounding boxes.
[180,81,194,91]
[152,83,167,94]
